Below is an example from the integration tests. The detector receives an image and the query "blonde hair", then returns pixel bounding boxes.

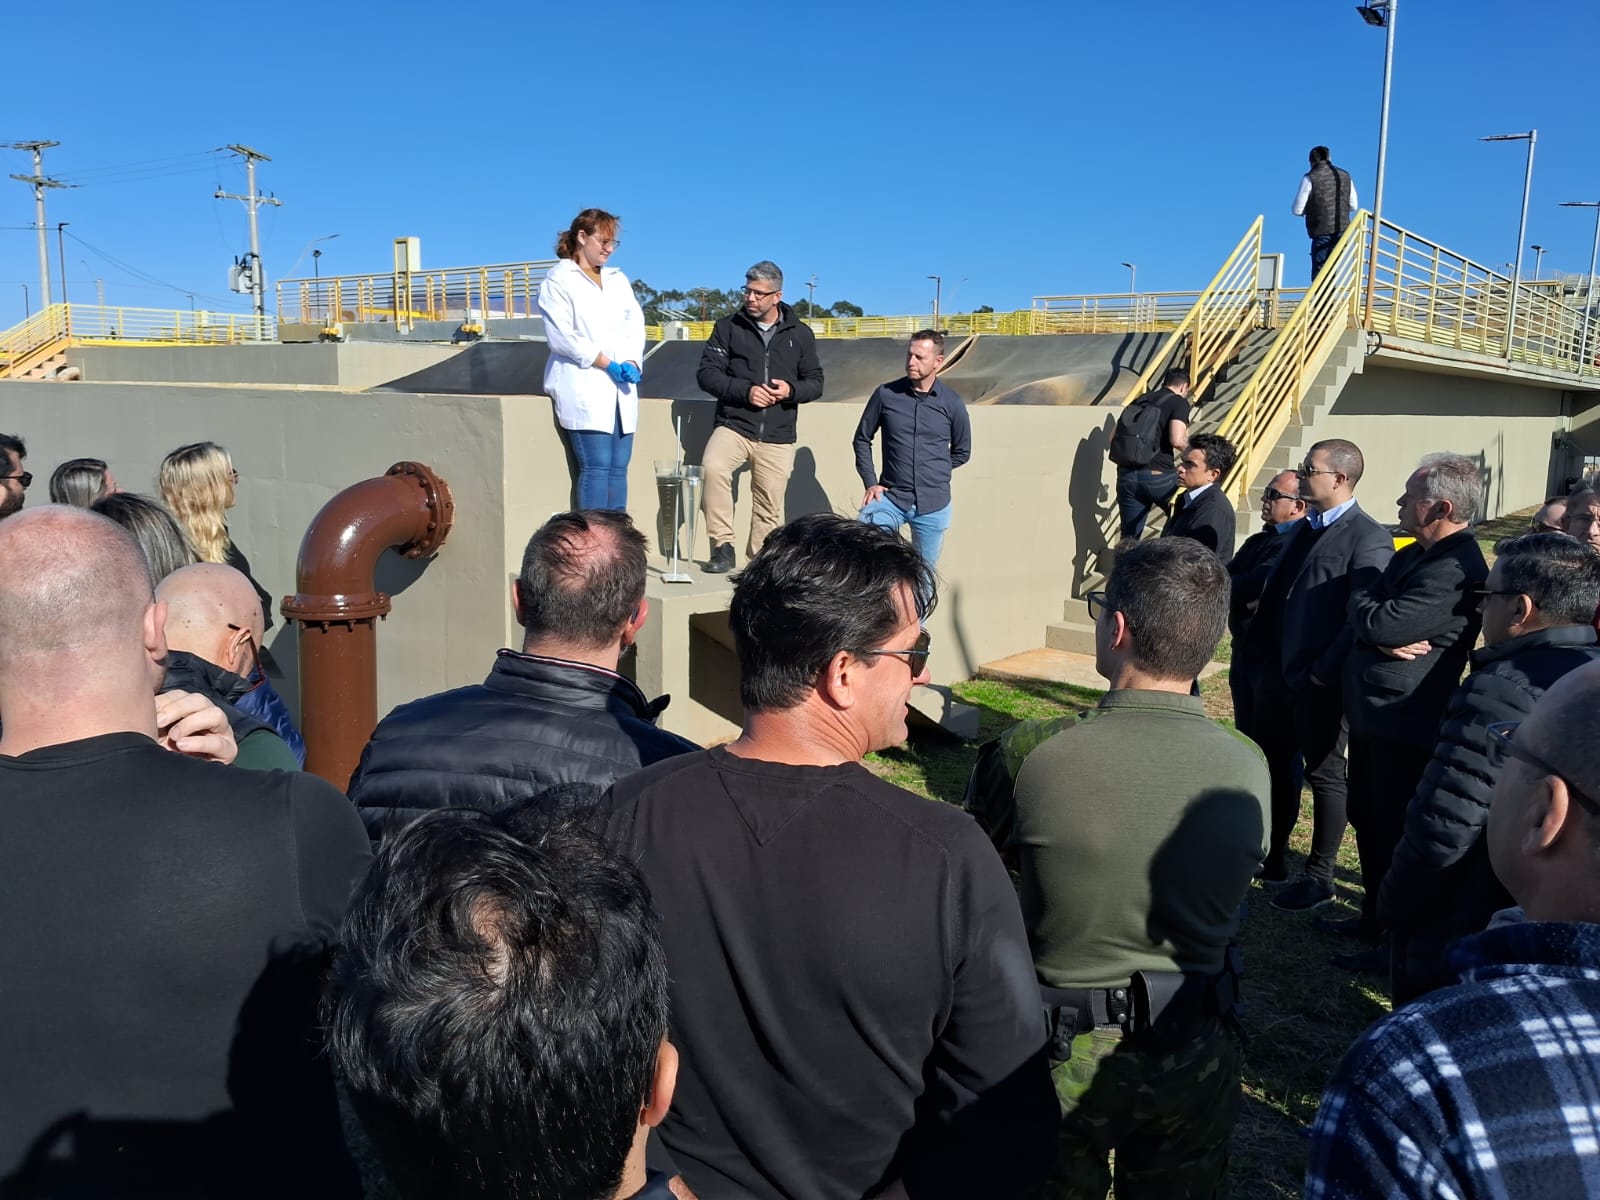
[159,441,233,564]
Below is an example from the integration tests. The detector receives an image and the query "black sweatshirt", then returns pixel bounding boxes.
[601,747,1056,1200]
[0,733,372,1198]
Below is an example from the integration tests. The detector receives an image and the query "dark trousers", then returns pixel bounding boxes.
[1346,735,1436,937]
[1115,467,1179,539]
[1309,234,1338,277]
[1249,679,1348,882]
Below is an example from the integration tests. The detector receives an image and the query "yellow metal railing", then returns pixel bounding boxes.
[1114,216,1267,409]
[1365,219,1600,376]
[276,260,557,326]
[1217,213,1367,509]
[0,303,275,378]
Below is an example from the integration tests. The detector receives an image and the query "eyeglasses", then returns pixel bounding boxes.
[858,628,932,668]
[228,469,240,485]
[226,622,266,693]
[1085,590,1110,621]
[1486,720,1600,815]
[1296,463,1340,478]
[741,286,780,298]
[1532,521,1566,533]
[1261,488,1298,503]
[1,471,31,488]
[1472,587,1523,600]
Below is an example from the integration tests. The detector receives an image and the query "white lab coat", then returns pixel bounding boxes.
[535,258,646,433]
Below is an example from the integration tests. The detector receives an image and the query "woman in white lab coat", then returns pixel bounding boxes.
[535,208,646,511]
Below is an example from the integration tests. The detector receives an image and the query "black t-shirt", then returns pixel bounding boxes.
[0,733,372,1198]
[1145,386,1193,472]
[601,748,1055,1200]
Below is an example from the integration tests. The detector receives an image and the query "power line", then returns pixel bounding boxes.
[64,230,238,308]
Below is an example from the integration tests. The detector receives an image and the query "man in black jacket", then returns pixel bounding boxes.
[347,510,697,840]
[697,261,825,573]
[1380,534,1600,1003]
[1114,368,1192,538]
[1228,470,1307,732]
[1330,455,1489,970]
[1162,433,1238,565]
[1236,439,1393,907]
[1292,145,1358,277]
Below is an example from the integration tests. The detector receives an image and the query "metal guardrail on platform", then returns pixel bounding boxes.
[0,303,271,378]
[276,261,557,326]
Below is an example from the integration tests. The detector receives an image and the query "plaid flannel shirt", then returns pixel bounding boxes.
[1305,919,1600,1198]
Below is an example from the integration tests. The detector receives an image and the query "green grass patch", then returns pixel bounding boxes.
[867,670,1383,1199]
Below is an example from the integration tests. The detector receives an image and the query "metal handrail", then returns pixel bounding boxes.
[1216,213,1367,509]
[0,303,274,377]
[276,260,558,326]
[1112,216,1267,409]
[1366,217,1600,376]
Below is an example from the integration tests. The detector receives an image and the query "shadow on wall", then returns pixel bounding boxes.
[785,447,833,524]
[1069,416,1120,595]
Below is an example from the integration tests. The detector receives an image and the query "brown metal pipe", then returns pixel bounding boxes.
[283,461,454,787]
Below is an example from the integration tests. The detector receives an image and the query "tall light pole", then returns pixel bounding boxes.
[1357,0,1396,325]
[1120,261,1137,293]
[1531,244,1546,280]
[1481,130,1537,359]
[55,222,69,334]
[928,274,941,331]
[18,283,28,320]
[806,273,818,318]
[1561,200,1600,371]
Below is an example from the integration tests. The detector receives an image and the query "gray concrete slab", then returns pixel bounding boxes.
[942,332,1171,406]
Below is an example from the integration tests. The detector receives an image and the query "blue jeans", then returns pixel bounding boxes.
[859,494,952,566]
[565,408,633,511]
[1310,233,1337,277]
[1115,467,1178,538]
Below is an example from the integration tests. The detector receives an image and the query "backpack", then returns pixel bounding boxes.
[1108,390,1168,468]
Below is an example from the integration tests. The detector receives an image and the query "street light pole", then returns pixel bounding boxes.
[928,274,941,331]
[806,273,818,319]
[1481,130,1537,360]
[1561,200,1600,372]
[55,222,69,335]
[1531,244,1546,280]
[1358,0,1397,326]
[1120,261,1137,293]
[18,282,28,320]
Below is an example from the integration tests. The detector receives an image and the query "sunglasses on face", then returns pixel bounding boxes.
[858,627,932,668]
[1,471,32,488]
[1262,488,1297,503]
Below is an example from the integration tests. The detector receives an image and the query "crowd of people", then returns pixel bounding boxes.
[6,353,1600,1200]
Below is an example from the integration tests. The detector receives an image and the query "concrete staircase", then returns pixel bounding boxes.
[1190,328,1277,438]
[9,351,67,381]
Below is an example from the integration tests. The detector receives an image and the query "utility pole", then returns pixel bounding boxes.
[214,144,282,339]
[6,140,66,310]
[807,273,818,318]
[928,274,942,332]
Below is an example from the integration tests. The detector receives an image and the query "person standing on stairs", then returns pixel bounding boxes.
[1110,368,1191,539]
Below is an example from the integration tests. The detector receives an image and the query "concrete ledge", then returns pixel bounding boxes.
[1045,619,1097,655]
[907,685,980,740]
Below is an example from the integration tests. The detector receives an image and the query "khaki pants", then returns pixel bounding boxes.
[701,426,796,559]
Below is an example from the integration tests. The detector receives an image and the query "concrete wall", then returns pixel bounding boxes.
[1317,363,1566,517]
[68,342,462,390]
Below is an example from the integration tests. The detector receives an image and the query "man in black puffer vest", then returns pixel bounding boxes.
[1379,534,1600,1004]
[1292,146,1359,277]
[347,510,698,841]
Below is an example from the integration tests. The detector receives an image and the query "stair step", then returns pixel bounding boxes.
[1045,619,1097,655]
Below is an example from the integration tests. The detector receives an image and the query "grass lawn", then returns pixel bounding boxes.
[867,668,1384,1199]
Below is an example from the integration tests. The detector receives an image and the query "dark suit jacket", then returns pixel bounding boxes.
[1161,486,1237,565]
[1241,500,1394,692]
[1227,522,1301,639]
[1343,528,1488,747]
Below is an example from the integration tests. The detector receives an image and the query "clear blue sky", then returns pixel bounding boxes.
[4,0,1598,326]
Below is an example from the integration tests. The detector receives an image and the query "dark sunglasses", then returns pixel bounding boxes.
[859,628,932,668]
[1262,488,1298,503]
[1486,721,1600,815]
[1085,591,1110,621]
[1,471,32,488]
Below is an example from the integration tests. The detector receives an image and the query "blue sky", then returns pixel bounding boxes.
[3,0,1598,326]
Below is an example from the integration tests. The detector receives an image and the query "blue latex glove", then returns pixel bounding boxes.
[621,361,642,384]
[605,360,630,384]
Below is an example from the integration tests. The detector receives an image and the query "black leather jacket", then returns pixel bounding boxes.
[347,649,699,840]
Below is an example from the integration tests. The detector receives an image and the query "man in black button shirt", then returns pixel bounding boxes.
[854,329,972,567]
[0,505,372,1199]
[602,514,1056,1200]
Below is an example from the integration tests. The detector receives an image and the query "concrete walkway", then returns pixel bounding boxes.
[977,647,1227,690]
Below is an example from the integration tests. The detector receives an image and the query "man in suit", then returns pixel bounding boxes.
[1227,470,1308,736]
[1327,455,1488,972]
[1236,439,1393,907]
[1162,433,1238,566]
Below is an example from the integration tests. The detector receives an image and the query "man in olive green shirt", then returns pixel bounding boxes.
[966,537,1269,1199]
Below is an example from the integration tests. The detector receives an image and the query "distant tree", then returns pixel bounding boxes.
[828,299,865,318]
[974,304,995,313]
[630,281,740,323]
[790,299,825,319]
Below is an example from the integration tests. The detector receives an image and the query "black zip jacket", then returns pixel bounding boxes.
[346,649,699,841]
[696,302,825,444]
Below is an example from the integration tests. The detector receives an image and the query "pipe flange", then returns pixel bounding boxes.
[386,461,455,559]
[282,590,392,623]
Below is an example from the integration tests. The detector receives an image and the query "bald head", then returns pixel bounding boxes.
[157,563,265,677]
[1520,660,1600,799]
[0,505,154,670]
